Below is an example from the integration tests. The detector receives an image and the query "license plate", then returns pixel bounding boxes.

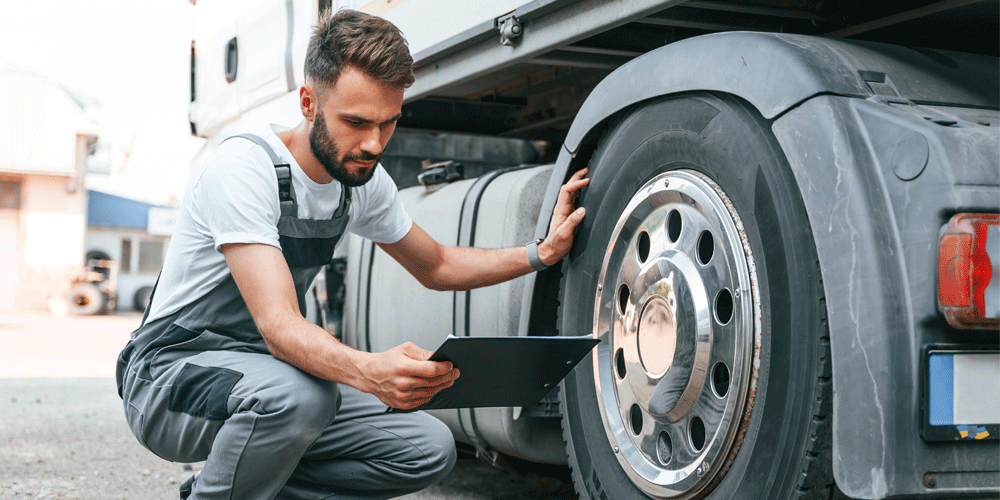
[923,347,1000,442]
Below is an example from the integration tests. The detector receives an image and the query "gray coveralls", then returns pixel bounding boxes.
[115,134,456,500]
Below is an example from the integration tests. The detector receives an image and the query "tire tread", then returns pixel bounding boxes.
[791,261,838,500]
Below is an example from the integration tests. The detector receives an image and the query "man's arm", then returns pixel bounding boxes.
[221,242,459,409]
[379,168,589,291]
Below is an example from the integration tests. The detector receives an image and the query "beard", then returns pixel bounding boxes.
[309,109,380,187]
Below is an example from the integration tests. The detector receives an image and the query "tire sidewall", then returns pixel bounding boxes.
[134,285,154,312]
[562,92,825,499]
[68,282,106,316]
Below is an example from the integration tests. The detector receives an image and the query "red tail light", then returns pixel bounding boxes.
[938,213,999,330]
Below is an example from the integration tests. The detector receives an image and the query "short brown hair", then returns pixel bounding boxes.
[305,9,415,90]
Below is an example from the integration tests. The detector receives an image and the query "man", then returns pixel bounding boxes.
[116,9,588,500]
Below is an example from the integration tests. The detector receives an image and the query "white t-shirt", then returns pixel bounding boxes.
[146,125,412,322]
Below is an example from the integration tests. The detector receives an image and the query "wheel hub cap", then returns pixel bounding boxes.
[591,170,759,499]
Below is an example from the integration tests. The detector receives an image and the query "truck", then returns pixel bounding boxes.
[187,1,999,498]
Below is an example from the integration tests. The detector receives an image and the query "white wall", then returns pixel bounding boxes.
[0,66,98,176]
[0,66,96,313]
[3,175,87,313]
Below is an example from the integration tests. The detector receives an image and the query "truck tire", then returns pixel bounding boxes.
[560,93,835,499]
[68,282,106,316]
[133,286,154,312]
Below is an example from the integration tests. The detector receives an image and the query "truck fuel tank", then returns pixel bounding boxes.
[343,164,570,464]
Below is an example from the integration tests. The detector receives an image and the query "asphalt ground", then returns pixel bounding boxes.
[0,312,577,499]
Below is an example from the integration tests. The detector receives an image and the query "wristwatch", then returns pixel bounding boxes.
[526,238,548,272]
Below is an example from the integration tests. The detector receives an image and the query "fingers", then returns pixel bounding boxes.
[554,169,589,217]
[551,168,589,227]
[371,344,461,409]
[395,342,455,376]
[540,168,590,265]
[562,206,587,231]
[381,367,461,410]
[562,177,590,194]
[398,341,434,361]
[391,372,461,409]
[564,168,589,194]
[557,169,589,200]
[548,207,586,248]
[552,207,586,240]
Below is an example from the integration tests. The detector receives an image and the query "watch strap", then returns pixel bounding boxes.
[526,239,547,272]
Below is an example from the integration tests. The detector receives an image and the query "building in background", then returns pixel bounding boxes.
[0,63,97,313]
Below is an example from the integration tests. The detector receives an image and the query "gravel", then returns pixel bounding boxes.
[0,313,579,499]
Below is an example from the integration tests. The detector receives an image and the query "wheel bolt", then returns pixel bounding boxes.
[923,473,936,488]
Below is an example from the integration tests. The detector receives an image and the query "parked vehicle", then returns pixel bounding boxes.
[67,251,118,315]
[188,1,999,498]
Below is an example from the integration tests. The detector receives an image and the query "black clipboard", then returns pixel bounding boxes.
[388,335,600,412]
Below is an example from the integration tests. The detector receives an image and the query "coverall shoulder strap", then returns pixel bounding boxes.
[224,133,296,217]
[335,184,352,218]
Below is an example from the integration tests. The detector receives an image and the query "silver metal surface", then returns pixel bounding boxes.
[405,0,686,102]
[498,12,523,46]
[591,170,758,498]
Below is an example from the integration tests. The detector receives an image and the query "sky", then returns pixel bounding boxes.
[0,0,205,206]
[0,0,522,207]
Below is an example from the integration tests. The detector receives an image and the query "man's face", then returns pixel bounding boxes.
[309,108,375,187]
[308,66,404,187]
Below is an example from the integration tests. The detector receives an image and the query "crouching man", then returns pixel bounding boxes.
[116,8,588,500]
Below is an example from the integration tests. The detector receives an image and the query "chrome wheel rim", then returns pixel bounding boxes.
[592,170,760,499]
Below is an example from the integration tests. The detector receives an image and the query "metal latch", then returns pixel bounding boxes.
[860,70,960,127]
[497,12,522,46]
[859,70,902,100]
[417,160,465,187]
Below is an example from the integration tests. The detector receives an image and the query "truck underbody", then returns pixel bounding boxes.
[398,0,998,152]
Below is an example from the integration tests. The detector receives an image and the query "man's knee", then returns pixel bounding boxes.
[412,416,458,489]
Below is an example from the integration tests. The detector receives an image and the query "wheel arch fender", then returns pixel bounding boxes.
[527,30,999,500]
[562,31,995,158]
[564,31,872,157]
[534,31,996,239]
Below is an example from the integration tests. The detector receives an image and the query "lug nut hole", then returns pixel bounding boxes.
[697,230,715,265]
[637,230,650,263]
[690,416,706,451]
[657,430,673,465]
[617,283,630,316]
[667,209,682,243]
[712,362,731,398]
[629,404,643,435]
[715,288,734,325]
